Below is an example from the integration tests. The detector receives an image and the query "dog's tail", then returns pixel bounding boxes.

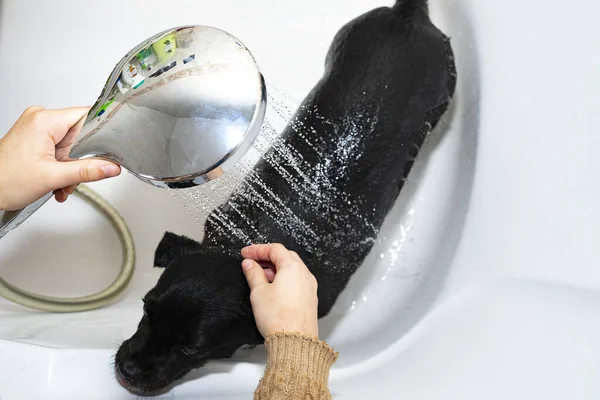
[394,0,428,14]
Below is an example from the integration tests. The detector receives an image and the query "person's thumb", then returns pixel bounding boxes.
[241,259,269,290]
[50,159,121,189]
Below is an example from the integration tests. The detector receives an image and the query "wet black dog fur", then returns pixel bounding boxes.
[115,0,456,394]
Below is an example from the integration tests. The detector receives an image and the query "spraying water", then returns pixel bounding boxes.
[169,84,380,259]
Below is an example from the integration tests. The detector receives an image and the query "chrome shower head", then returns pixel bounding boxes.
[69,25,267,188]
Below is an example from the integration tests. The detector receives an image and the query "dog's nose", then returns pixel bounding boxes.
[118,360,141,381]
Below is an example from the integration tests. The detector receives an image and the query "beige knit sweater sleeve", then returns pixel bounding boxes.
[254,332,339,400]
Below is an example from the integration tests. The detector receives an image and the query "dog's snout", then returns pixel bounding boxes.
[123,360,140,377]
[118,360,140,382]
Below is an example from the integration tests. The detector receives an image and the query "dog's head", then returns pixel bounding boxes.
[114,232,261,396]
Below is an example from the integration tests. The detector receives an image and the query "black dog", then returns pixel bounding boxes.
[115,0,456,395]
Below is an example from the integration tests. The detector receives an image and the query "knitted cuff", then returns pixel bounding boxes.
[254,332,338,400]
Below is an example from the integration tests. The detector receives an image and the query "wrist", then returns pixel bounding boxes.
[266,320,318,338]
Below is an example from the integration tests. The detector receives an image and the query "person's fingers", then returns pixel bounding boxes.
[241,259,269,290]
[54,189,68,203]
[54,184,78,203]
[263,267,276,283]
[241,244,276,260]
[255,262,276,282]
[43,107,90,145]
[289,250,301,260]
[240,243,298,269]
[62,184,78,195]
[21,105,44,116]
[49,159,120,189]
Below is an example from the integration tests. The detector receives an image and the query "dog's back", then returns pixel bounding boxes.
[203,0,457,316]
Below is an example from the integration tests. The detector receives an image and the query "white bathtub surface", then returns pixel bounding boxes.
[1,0,599,399]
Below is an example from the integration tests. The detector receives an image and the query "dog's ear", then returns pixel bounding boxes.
[154,231,202,268]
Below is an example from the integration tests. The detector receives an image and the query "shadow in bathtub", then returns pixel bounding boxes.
[175,360,238,387]
[398,0,482,339]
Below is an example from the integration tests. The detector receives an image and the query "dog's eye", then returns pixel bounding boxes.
[182,346,200,356]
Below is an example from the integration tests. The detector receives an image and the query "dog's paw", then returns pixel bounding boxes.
[154,231,202,268]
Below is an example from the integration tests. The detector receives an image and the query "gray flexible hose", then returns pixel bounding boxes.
[0,184,135,312]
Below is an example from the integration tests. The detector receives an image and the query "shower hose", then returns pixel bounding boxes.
[0,184,135,312]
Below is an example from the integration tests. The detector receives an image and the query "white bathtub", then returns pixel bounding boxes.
[1,0,599,398]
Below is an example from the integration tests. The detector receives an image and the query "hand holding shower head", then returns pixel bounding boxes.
[0,25,267,238]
